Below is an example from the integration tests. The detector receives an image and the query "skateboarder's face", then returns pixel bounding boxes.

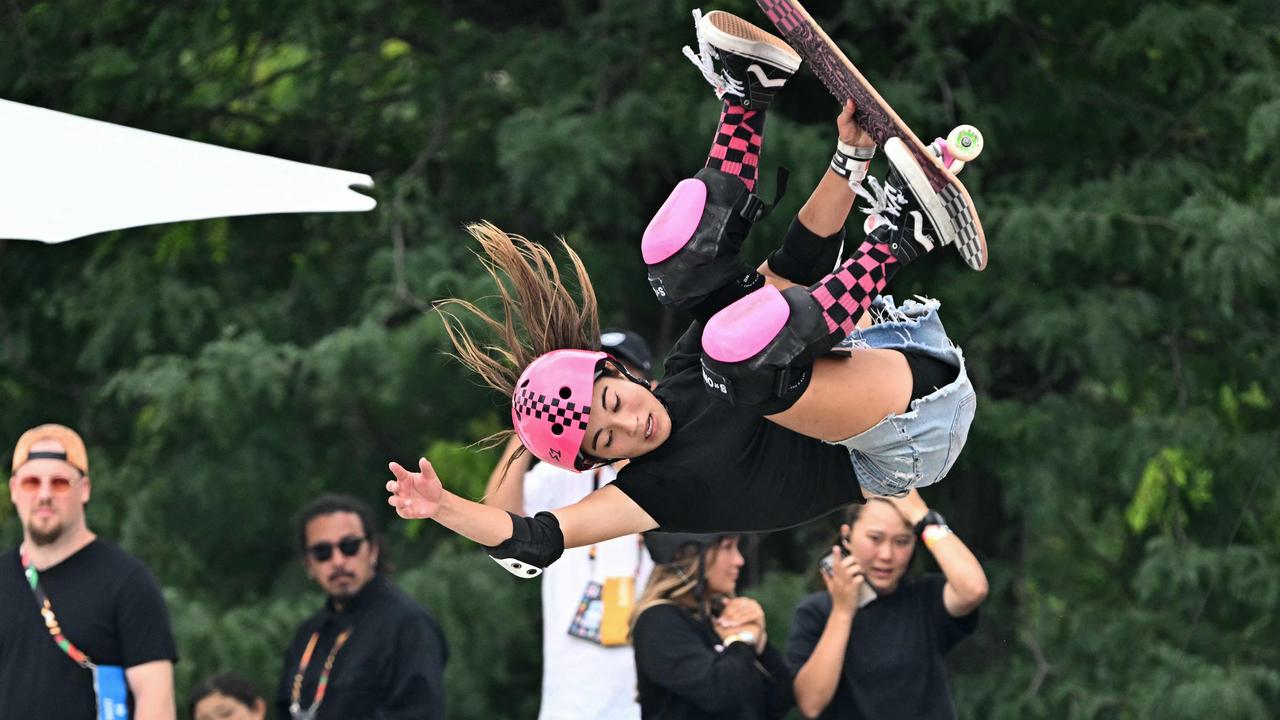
[582,374,671,461]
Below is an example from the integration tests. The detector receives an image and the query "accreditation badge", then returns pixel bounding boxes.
[93,664,130,720]
[567,576,635,647]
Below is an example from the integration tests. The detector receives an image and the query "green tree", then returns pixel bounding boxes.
[2,1,1278,717]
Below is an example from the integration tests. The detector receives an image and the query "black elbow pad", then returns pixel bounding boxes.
[485,511,565,578]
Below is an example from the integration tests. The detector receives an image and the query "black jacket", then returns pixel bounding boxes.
[276,575,448,719]
[632,602,794,720]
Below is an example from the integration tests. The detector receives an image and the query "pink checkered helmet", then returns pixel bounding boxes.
[511,349,608,471]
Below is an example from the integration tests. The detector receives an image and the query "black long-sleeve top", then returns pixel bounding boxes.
[632,602,794,720]
[613,322,863,533]
[275,574,448,719]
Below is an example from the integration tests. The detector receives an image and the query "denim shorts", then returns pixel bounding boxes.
[827,295,977,497]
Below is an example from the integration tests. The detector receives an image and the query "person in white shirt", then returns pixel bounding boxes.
[483,328,656,720]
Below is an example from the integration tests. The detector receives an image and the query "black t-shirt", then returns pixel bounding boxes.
[276,574,449,720]
[785,574,978,720]
[613,322,863,532]
[632,603,793,720]
[0,539,179,720]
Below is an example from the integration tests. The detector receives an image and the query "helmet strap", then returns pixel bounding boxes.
[603,357,650,388]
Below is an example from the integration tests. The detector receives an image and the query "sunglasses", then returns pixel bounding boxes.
[14,475,77,495]
[306,536,367,562]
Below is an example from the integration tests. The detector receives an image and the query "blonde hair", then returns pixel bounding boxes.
[630,543,729,637]
[437,221,601,458]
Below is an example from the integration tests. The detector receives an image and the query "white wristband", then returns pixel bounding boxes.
[831,152,870,184]
[836,139,876,160]
[922,524,953,548]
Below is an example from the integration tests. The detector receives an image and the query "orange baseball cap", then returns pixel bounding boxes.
[11,424,89,475]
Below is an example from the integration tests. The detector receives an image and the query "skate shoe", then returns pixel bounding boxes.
[683,9,802,110]
[856,138,963,267]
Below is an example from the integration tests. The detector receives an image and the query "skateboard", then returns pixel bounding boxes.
[756,0,988,270]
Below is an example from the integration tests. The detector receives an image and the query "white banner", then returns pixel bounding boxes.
[0,99,375,243]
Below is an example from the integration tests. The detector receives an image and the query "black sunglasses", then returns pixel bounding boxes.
[306,535,367,562]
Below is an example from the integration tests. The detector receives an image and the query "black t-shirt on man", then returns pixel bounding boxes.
[0,540,179,720]
[785,574,978,720]
[613,322,863,532]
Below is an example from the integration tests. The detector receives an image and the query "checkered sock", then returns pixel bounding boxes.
[705,99,765,191]
[808,237,900,345]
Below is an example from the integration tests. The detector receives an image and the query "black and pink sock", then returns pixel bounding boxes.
[808,237,900,344]
[705,99,766,191]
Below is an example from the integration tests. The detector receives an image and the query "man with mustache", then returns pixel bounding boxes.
[1,424,179,719]
[277,494,448,719]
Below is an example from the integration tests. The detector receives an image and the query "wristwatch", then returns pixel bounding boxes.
[724,630,758,651]
[913,510,949,537]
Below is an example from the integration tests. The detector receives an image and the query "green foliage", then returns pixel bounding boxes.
[2,0,1279,718]
[1126,447,1213,533]
[396,543,542,720]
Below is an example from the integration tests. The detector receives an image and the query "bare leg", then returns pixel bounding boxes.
[765,349,912,441]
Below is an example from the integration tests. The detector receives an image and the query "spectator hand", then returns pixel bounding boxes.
[886,489,929,526]
[715,598,768,653]
[837,99,873,148]
[386,458,443,520]
[718,597,766,633]
[822,543,865,616]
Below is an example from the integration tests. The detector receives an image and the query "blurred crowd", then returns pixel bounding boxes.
[3,330,987,720]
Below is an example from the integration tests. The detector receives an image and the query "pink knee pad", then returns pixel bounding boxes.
[702,285,790,363]
[642,178,707,264]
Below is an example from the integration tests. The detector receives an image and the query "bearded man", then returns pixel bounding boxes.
[1,424,178,719]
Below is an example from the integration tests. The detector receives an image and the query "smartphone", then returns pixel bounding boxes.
[818,554,879,608]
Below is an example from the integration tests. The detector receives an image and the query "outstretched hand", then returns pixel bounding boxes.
[837,99,874,148]
[386,458,443,520]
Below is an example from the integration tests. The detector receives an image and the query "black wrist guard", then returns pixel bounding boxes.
[766,217,846,286]
[485,511,565,578]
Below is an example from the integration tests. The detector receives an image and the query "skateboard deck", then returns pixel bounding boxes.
[756,0,988,270]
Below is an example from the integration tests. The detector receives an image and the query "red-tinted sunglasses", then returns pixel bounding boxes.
[14,475,77,495]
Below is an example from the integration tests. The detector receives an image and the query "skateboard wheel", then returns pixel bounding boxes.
[947,125,984,162]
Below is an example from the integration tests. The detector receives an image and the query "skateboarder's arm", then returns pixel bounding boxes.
[389,459,655,564]
[760,100,874,294]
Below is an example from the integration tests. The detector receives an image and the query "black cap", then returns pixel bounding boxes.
[643,532,734,565]
[600,328,654,379]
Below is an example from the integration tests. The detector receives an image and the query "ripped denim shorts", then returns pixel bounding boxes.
[828,295,977,497]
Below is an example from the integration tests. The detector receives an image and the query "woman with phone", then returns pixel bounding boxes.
[629,533,793,720]
[786,491,988,719]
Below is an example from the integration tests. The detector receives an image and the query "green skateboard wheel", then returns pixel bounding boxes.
[947,125,984,162]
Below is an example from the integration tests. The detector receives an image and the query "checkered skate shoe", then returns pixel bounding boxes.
[856,139,965,267]
[682,9,802,110]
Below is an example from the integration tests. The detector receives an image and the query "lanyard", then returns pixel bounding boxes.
[20,549,94,669]
[289,627,352,719]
